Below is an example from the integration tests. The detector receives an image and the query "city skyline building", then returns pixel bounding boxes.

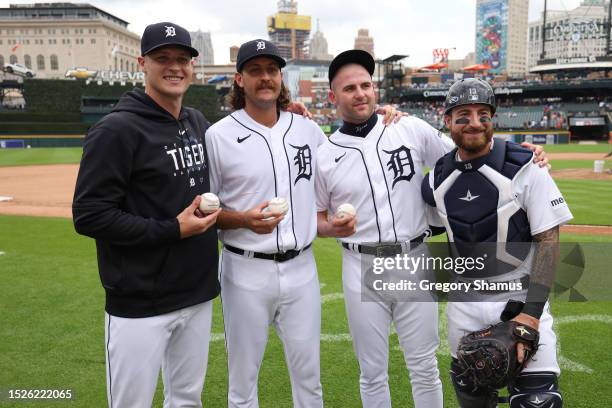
[308,19,332,61]
[283,58,329,105]
[353,28,374,58]
[0,2,140,79]
[267,0,311,60]
[475,0,528,76]
[528,0,611,69]
[229,45,239,63]
[447,52,477,71]
[190,29,214,65]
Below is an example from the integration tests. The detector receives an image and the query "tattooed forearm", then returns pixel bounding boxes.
[531,225,560,288]
[521,226,560,318]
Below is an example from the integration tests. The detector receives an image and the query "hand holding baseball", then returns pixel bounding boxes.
[243,200,285,234]
[199,193,220,214]
[266,197,289,216]
[335,203,356,220]
[178,195,221,239]
[330,203,357,237]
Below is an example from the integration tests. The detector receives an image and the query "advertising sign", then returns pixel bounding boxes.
[476,0,507,74]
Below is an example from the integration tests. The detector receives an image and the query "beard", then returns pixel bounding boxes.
[450,125,494,154]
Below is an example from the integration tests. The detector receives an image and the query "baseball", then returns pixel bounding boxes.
[199,193,220,213]
[335,203,356,220]
[267,197,289,215]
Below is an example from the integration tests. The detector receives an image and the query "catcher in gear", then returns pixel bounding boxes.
[421,78,573,407]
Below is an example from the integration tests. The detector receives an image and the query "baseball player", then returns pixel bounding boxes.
[421,78,573,407]
[73,23,220,407]
[205,39,405,407]
[205,39,326,408]
[315,52,550,408]
[315,49,455,408]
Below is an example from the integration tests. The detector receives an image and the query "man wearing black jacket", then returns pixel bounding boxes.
[73,22,220,408]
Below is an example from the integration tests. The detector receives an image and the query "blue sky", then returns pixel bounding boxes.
[1,0,585,65]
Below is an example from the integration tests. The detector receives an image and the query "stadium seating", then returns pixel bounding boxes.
[561,102,599,114]
[494,106,546,129]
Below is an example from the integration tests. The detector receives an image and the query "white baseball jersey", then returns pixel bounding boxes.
[512,162,573,235]
[316,115,450,408]
[206,109,326,252]
[315,115,455,244]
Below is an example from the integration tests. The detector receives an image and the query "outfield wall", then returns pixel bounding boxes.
[0,130,574,148]
[0,134,84,148]
[494,131,571,144]
[0,79,223,137]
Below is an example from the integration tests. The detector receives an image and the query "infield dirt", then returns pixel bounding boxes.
[0,163,610,235]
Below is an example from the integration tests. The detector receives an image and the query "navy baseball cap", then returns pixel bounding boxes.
[236,39,286,72]
[141,22,199,57]
[328,49,375,87]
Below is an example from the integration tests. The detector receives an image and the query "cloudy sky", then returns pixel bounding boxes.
[1,0,586,65]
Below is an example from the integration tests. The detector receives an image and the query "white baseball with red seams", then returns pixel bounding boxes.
[267,197,289,215]
[199,192,220,213]
[335,203,356,219]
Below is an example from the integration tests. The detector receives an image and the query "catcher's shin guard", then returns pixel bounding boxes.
[508,372,562,407]
[450,358,498,408]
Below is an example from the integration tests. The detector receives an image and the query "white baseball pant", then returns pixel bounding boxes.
[220,247,323,408]
[104,300,213,408]
[342,250,443,408]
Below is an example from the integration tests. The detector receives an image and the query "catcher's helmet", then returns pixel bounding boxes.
[444,78,496,115]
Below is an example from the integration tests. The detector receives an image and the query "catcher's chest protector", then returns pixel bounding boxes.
[427,141,533,273]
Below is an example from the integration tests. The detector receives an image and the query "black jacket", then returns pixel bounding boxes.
[73,88,220,317]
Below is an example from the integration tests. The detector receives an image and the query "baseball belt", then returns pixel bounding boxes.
[341,233,426,257]
[224,243,312,263]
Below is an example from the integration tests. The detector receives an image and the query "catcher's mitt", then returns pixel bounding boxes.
[456,320,539,389]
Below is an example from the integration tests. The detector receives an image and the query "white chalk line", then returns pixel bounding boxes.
[552,314,612,374]
[210,291,611,373]
[321,292,344,304]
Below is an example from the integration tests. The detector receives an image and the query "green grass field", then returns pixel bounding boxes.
[537,143,612,153]
[1,145,610,166]
[556,179,612,225]
[1,144,611,406]
[2,144,611,166]
[1,215,611,407]
[550,159,611,170]
[0,148,83,167]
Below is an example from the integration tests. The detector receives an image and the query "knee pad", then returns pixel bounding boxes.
[450,358,498,408]
[509,371,562,408]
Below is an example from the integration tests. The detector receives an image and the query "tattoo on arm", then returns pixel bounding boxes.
[531,225,560,289]
[521,226,560,318]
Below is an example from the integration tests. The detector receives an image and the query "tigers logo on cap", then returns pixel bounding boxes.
[236,39,286,72]
[164,26,176,37]
[140,21,199,57]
